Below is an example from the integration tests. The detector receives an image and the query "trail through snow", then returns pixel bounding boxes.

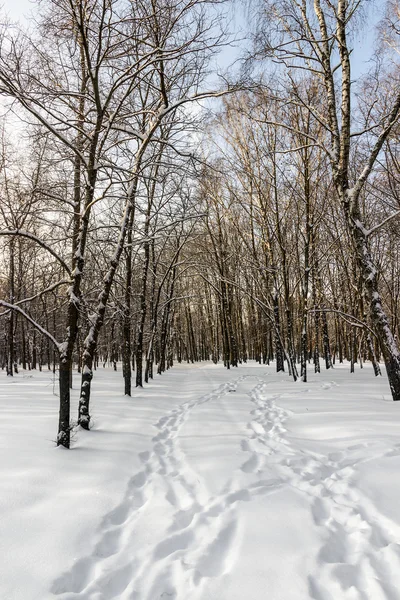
[1,363,400,600]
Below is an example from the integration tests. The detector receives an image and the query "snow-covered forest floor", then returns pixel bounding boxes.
[2,362,400,600]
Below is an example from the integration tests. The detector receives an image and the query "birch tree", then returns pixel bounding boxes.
[251,0,400,399]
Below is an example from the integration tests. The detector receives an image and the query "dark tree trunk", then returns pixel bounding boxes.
[123,210,134,396]
[322,310,333,369]
[58,353,72,448]
[135,236,151,387]
[273,292,285,373]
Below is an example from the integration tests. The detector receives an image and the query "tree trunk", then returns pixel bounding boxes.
[273,292,285,372]
[346,204,400,398]
[122,210,134,396]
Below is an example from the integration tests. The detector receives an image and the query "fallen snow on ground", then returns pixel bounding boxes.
[1,362,400,600]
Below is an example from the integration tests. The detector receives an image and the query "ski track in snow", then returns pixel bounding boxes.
[50,374,400,600]
[242,380,400,600]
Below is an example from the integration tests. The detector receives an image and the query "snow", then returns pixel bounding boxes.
[353,219,368,236]
[68,289,81,307]
[1,362,400,600]
[58,342,68,356]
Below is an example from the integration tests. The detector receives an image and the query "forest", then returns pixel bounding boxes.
[3,2,400,600]
[0,0,400,449]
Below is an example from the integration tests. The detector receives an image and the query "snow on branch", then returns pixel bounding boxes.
[0,300,60,351]
[351,90,400,202]
[365,210,400,238]
[0,230,72,277]
[309,308,377,337]
[0,69,89,168]
[0,279,71,317]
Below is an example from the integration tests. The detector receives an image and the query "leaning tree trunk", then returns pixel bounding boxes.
[349,211,400,398]
[333,3,400,399]
[78,196,136,428]
[365,327,381,377]
[77,125,160,423]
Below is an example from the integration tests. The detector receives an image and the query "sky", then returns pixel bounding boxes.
[0,0,385,82]
[2,0,32,21]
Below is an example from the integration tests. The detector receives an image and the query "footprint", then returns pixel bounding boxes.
[105,500,131,526]
[50,556,93,595]
[385,448,400,458]
[332,563,359,591]
[195,518,239,578]
[169,504,200,531]
[318,521,351,564]
[94,528,122,558]
[95,562,135,598]
[241,453,263,473]
[153,530,194,560]
[240,439,251,452]
[145,566,178,600]
[226,489,251,504]
[308,575,335,600]
[311,497,330,526]
[369,524,390,549]
[130,470,147,488]
[139,451,150,463]
[165,486,179,507]
[155,416,170,428]
[328,452,344,462]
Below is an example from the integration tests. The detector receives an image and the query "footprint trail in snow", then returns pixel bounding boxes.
[240,380,400,600]
[51,373,400,600]
[51,376,283,600]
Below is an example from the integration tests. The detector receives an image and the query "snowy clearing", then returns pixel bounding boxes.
[1,362,400,600]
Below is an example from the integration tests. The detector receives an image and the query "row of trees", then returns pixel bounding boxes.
[1,0,400,447]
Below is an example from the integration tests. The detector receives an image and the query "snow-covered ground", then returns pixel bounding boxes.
[1,362,400,600]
